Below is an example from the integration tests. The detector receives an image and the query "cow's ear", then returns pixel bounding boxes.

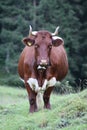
[52,36,64,47]
[22,37,35,46]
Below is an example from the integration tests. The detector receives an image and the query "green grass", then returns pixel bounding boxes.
[0,85,87,130]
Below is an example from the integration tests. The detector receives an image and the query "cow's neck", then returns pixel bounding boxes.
[37,70,47,87]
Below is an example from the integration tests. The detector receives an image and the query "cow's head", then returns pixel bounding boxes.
[23,26,64,70]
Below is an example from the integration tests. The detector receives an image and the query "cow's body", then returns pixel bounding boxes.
[18,27,68,113]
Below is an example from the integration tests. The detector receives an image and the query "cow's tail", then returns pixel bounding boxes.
[36,92,43,110]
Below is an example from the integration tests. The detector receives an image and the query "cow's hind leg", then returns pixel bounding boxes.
[43,87,54,109]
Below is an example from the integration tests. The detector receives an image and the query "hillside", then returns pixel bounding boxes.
[0,86,87,130]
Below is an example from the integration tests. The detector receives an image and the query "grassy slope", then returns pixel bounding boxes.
[0,86,87,130]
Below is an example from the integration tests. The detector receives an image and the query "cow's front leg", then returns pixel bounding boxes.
[43,77,56,109]
[25,81,37,113]
[25,78,41,113]
[43,87,54,109]
[29,90,37,113]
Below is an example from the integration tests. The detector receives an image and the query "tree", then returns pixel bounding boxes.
[79,0,87,79]
[0,0,87,87]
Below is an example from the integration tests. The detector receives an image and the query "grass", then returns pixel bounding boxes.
[0,85,87,130]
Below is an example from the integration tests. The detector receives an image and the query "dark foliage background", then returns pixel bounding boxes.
[0,0,87,90]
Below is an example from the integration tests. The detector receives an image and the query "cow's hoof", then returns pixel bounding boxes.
[44,103,51,109]
[29,108,35,113]
[29,109,38,113]
[35,108,38,112]
[29,105,38,113]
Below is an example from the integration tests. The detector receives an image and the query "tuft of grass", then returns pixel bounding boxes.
[0,86,87,130]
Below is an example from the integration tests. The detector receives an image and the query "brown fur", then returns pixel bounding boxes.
[18,31,68,113]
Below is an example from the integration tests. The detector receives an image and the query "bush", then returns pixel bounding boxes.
[54,81,74,94]
[0,74,24,88]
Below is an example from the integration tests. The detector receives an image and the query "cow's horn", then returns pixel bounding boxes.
[29,25,32,37]
[52,26,59,36]
[29,25,37,36]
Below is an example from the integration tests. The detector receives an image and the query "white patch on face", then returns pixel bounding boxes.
[27,78,41,92]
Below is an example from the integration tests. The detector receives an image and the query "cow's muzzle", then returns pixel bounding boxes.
[37,59,51,70]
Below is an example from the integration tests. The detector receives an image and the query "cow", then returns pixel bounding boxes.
[18,26,68,113]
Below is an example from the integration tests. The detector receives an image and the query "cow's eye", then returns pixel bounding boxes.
[48,45,52,49]
[35,44,39,48]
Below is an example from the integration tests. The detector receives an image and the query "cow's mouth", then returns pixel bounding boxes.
[37,65,47,70]
[37,63,51,71]
[36,59,51,72]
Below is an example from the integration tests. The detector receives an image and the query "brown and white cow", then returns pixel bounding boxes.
[18,26,68,113]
